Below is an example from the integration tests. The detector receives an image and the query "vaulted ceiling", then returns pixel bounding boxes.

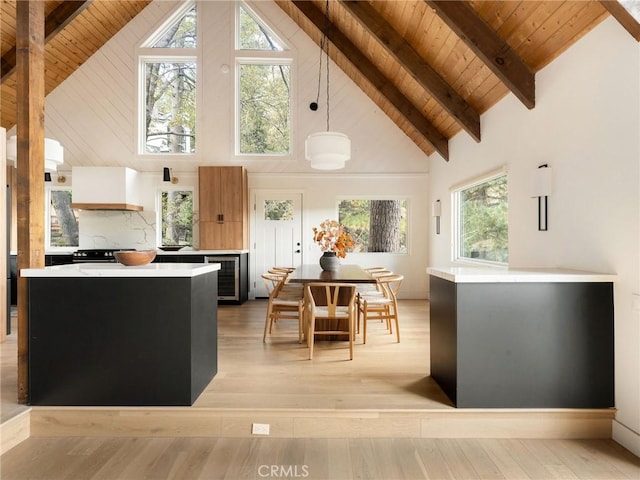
[1,1,639,161]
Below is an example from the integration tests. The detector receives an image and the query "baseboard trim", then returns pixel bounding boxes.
[0,409,31,455]
[612,419,640,457]
[29,407,615,439]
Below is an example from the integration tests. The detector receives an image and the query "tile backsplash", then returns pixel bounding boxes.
[78,210,157,250]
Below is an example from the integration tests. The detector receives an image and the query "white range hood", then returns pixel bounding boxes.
[71,166,143,211]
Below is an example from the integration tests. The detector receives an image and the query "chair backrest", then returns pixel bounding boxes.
[304,283,357,316]
[261,273,285,298]
[378,274,403,300]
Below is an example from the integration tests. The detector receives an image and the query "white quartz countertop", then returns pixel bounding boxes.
[427,266,617,283]
[21,262,221,278]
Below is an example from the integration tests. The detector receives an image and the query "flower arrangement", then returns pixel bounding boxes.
[312,219,355,259]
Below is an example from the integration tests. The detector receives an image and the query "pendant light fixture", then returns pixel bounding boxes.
[6,135,64,172]
[305,0,351,170]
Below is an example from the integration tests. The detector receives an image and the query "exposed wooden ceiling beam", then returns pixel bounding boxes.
[425,0,535,110]
[1,1,92,83]
[291,0,449,160]
[600,1,640,41]
[340,0,480,143]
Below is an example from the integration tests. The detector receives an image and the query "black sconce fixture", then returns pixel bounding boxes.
[44,172,51,182]
[432,199,441,235]
[531,164,552,231]
[163,167,178,184]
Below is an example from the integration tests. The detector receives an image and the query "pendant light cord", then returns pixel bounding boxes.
[314,0,331,132]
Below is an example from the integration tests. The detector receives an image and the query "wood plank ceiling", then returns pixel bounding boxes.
[1,1,637,160]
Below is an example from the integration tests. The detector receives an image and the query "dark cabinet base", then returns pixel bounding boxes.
[429,276,614,408]
[28,272,218,406]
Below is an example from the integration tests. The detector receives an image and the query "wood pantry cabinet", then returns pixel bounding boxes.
[198,166,248,250]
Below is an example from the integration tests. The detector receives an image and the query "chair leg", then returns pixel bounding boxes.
[349,314,354,360]
[394,308,400,343]
[263,304,273,342]
[298,303,304,344]
[308,315,315,359]
[363,305,368,344]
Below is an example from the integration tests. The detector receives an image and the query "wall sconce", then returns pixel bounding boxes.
[163,167,178,184]
[57,175,66,184]
[531,164,552,231]
[432,199,442,235]
[44,172,51,182]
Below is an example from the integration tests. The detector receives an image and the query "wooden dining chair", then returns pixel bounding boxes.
[304,283,357,360]
[357,274,403,344]
[262,273,304,343]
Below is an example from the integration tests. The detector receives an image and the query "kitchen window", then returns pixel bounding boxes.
[47,187,79,249]
[138,3,198,155]
[338,198,408,254]
[158,189,193,247]
[452,171,508,265]
[236,3,292,156]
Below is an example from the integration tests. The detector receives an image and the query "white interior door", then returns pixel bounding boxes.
[253,191,303,297]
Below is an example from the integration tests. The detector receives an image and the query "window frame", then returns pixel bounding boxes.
[235,57,293,157]
[234,2,294,158]
[451,169,509,267]
[156,186,195,248]
[45,185,79,251]
[136,1,200,157]
[337,196,410,255]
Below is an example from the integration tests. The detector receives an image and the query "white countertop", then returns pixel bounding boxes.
[21,262,221,278]
[427,266,617,283]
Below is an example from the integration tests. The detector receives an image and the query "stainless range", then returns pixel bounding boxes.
[72,249,135,263]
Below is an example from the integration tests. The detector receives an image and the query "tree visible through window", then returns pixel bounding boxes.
[455,174,508,263]
[237,3,291,155]
[141,4,197,154]
[49,189,79,248]
[161,190,193,246]
[339,199,407,253]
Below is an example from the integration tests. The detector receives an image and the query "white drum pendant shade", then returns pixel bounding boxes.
[6,135,64,171]
[305,131,351,170]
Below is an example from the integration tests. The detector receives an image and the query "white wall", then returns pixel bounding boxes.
[428,17,640,456]
[45,0,429,176]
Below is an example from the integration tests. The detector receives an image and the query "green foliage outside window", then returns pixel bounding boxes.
[238,5,283,51]
[264,200,293,221]
[458,175,508,263]
[239,63,291,155]
[161,191,193,246]
[143,5,197,154]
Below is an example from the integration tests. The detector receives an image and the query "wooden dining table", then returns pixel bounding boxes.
[287,264,376,340]
[286,264,376,285]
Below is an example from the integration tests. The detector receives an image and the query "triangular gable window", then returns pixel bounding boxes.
[149,4,197,49]
[238,4,286,51]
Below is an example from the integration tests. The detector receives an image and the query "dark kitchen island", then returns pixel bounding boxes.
[22,262,220,406]
[428,267,616,409]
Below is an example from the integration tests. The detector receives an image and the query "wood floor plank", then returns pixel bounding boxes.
[0,436,638,479]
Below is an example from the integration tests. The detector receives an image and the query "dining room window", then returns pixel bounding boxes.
[338,198,408,253]
[452,171,508,265]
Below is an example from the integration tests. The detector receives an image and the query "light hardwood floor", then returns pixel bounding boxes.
[1,300,639,479]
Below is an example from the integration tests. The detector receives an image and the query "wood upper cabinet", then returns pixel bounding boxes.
[198,166,248,250]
